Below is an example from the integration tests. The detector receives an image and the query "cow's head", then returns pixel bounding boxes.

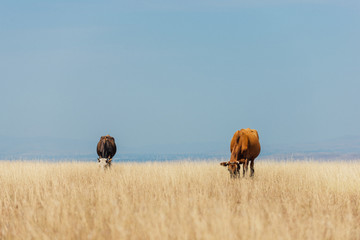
[98,158,112,169]
[220,161,240,178]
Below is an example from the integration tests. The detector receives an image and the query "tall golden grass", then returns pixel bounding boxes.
[1,160,359,240]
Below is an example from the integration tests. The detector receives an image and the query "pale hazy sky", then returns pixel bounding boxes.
[1,1,359,154]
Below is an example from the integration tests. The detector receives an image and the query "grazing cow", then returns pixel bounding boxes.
[97,135,117,169]
[220,128,261,178]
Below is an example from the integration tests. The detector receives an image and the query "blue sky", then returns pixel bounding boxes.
[0,1,359,155]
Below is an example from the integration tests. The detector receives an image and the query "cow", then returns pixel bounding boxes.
[220,128,261,178]
[97,135,117,169]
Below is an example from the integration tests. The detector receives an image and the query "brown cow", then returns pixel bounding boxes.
[97,135,117,169]
[220,128,261,178]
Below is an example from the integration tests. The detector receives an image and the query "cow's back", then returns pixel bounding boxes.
[242,129,260,160]
[97,135,117,159]
[231,128,260,160]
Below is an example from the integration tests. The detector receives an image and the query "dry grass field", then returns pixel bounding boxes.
[1,160,360,240]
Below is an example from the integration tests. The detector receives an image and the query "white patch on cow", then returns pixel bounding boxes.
[98,158,111,169]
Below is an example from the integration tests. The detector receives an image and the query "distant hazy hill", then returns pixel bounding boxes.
[261,135,360,160]
[0,135,359,160]
[0,136,94,160]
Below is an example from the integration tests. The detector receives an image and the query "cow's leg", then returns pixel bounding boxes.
[243,159,248,177]
[242,162,245,176]
[107,156,112,169]
[250,159,254,177]
[236,163,240,178]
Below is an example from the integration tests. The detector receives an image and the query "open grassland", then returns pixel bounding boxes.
[1,160,360,240]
